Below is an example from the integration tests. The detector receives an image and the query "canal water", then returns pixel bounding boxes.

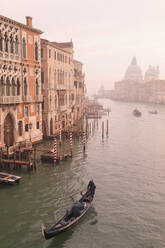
[1,99,165,248]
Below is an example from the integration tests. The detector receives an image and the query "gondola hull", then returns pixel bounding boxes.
[42,202,91,240]
[42,180,96,240]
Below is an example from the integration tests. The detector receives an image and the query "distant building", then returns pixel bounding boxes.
[0,15,43,149]
[144,65,159,82]
[73,60,85,124]
[124,57,143,82]
[109,57,165,104]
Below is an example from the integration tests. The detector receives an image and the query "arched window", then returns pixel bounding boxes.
[17,78,20,96]
[36,78,39,95]
[24,77,28,96]
[11,78,15,96]
[0,77,4,96]
[35,41,38,61]
[4,32,8,53]
[6,77,10,96]
[0,31,3,51]
[10,34,14,54]
[15,35,19,55]
[22,37,26,59]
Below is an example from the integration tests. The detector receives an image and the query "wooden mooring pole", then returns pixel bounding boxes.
[106,119,109,136]
[83,130,86,152]
[102,121,104,139]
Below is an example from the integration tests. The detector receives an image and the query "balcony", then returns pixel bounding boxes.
[58,105,67,112]
[55,84,69,90]
[35,95,43,102]
[0,96,22,104]
[23,96,32,103]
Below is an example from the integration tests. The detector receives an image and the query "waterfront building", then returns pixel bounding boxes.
[109,57,165,104]
[73,60,85,124]
[124,57,143,83]
[41,39,85,136]
[144,65,159,82]
[0,15,43,149]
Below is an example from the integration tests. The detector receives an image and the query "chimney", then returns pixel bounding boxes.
[26,16,32,27]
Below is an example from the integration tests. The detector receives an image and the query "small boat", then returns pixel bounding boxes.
[133,108,141,117]
[149,110,158,114]
[41,180,96,240]
[0,172,21,184]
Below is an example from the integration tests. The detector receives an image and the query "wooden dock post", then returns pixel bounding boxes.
[13,148,16,169]
[83,130,86,152]
[0,148,2,168]
[102,121,104,139]
[34,147,37,169]
[106,119,109,136]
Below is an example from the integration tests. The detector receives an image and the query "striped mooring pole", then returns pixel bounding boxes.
[54,137,57,163]
[59,127,62,145]
[70,132,72,155]
[83,130,86,152]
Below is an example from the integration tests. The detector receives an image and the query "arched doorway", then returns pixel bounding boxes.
[4,114,14,147]
[42,121,47,137]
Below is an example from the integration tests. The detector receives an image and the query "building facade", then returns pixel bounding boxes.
[110,57,165,104]
[0,15,43,149]
[73,60,85,125]
[41,39,85,136]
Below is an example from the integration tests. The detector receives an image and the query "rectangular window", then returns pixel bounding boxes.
[25,123,29,132]
[25,106,28,117]
[36,121,40,129]
[36,105,40,115]
[71,94,74,101]
[41,48,44,58]
[18,121,23,136]
[41,71,44,84]
[79,82,82,88]
[42,100,44,111]
[54,51,56,60]
[49,49,51,58]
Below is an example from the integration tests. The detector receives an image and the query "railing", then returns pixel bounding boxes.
[23,96,32,103]
[58,105,67,111]
[0,96,21,104]
[55,84,69,90]
[35,95,43,102]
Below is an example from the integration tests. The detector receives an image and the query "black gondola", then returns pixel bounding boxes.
[133,108,141,117]
[41,180,96,240]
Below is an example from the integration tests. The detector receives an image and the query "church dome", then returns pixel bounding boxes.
[124,57,143,82]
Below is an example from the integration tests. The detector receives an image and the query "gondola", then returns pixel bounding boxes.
[148,110,157,114]
[133,108,141,117]
[0,172,21,184]
[41,180,96,240]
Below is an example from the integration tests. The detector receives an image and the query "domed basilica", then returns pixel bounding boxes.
[124,57,143,82]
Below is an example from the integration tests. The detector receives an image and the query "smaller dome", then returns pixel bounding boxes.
[124,57,143,82]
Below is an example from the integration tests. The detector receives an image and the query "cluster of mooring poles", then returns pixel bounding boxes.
[0,146,37,171]
[52,131,73,164]
[101,119,109,139]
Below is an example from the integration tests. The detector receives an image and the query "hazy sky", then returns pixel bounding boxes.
[2,0,165,95]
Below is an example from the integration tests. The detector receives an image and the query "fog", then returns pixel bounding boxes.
[2,0,165,95]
